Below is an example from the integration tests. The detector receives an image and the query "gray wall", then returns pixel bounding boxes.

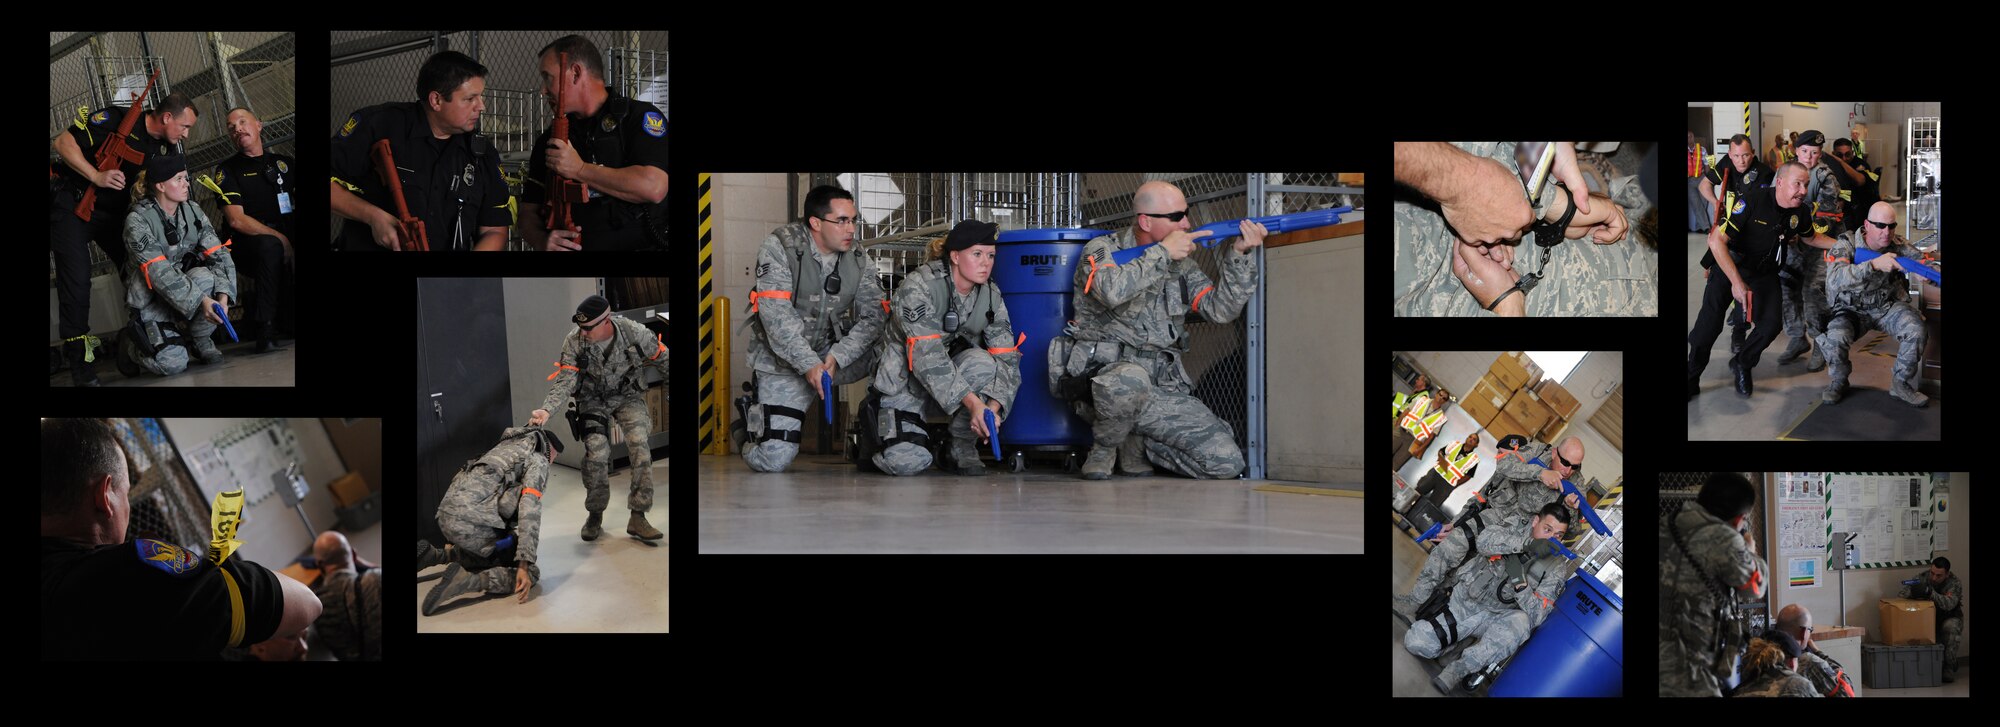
[711,173,795,453]
[161,418,346,571]
[1765,472,1970,655]
[501,277,601,470]
[1266,218,1364,483]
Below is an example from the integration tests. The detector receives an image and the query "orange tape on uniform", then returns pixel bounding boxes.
[986,331,1026,355]
[546,362,581,381]
[1190,286,1214,312]
[141,254,167,290]
[522,487,542,499]
[905,333,943,370]
[749,290,791,312]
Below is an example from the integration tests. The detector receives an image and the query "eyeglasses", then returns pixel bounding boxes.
[1139,209,1191,223]
[1556,452,1582,471]
[1867,219,1895,230]
[818,216,859,228]
[578,317,606,331]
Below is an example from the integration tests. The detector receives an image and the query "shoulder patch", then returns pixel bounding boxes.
[756,261,773,277]
[90,110,110,126]
[340,114,358,138]
[135,538,203,577]
[642,111,665,138]
[215,169,226,185]
[905,301,930,323]
[1731,200,1746,215]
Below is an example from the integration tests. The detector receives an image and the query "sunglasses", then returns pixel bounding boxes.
[1556,452,1582,471]
[1140,209,1191,223]
[1866,219,1895,230]
[577,317,607,331]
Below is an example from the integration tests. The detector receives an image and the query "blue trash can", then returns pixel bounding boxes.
[990,228,1107,451]
[1487,568,1624,697]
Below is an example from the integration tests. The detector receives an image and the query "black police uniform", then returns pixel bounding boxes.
[1688,185,1813,381]
[1838,151,1878,233]
[330,102,512,251]
[1700,157,1775,332]
[49,106,180,345]
[214,151,297,335]
[522,92,668,251]
[42,536,285,659]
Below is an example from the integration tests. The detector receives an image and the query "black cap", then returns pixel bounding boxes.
[943,219,998,253]
[572,294,610,325]
[146,153,186,182]
[1759,630,1802,659]
[1796,130,1826,149]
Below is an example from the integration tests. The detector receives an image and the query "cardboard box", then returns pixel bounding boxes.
[1539,416,1569,443]
[1461,375,1513,428]
[328,472,372,508]
[1488,352,1534,391]
[1535,380,1582,421]
[1503,389,1558,439]
[1485,410,1536,441]
[1879,598,1938,645]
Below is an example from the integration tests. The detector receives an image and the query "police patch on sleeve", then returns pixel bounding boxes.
[135,538,203,577]
[90,110,110,126]
[215,169,226,185]
[642,111,665,138]
[1731,200,1746,215]
[340,114,359,138]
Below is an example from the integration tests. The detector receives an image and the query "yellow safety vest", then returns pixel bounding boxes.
[1399,394,1444,440]
[1435,442,1479,482]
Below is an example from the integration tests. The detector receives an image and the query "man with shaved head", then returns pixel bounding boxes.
[1818,201,1931,406]
[1394,433,1583,621]
[1062,180,1264,480]
[1689,161,1837,399]
[1775,603,1855,696]
[311,531,381,660]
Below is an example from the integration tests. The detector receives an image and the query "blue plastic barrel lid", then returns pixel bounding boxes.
[1570,568,1624,612]
[996,228,1111,244]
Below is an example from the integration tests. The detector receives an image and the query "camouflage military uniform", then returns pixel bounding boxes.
[541,316,667,516]
[1394,142,1658,317]
[864,260,1023,474]
[1797,648,1852,697]
[1405,440,1569,604]
[435,427,551,592]
[1731,661,1819,697]
[1900,571,1964,677]
[1660,505,1767,697]
[742,221,885,472]
[1779,162,1844,367]
[120,196,236,376]
[311,565,382,661]
[1817,230,1929,405]
[1403,519,1571,692]
[1065,226,1253,478]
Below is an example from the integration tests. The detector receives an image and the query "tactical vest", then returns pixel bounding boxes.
[1434,443,1480,482]
[1494,542,1569,609]
[556,321,661,398]
[748,223,865,345]
[132,199,228,292]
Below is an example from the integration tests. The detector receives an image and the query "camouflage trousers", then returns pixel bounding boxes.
[1407,519,1480,603]
[743,348,878,473]
[435,476,538,586]
[579,395,655,513]
[1780,248,1827,345]
[1090,361,1243,479]
[1404,599,1533,678]
[1817,303,1925,387]
[127,267,228,376]
[874,349,995,476]
[1942,616,1963,671]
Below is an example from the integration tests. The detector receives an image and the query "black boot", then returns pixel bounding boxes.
[1730,324,1746,355]
[253,321,287,354]
[1688,376,1701,402]
[65,339,100,387]
[1730,358,1753,398]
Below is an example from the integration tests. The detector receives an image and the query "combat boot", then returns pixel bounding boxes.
[1118,434,1153,476]
[1805,349,1826,372]
[627,511,662,540]
[65,339,100,387]
[416,541,454,570]
[254,321,287,354]
[1775,336,1810,365]
[581,511,603,541]
[1392,594,1421,623]
[1432,658,1474,696]
[1889,365,1930,408]
[1730,357,1753,398]
[1080,445,1116,481]
[192,335,225,365]
[422,563,495,616]
[949,437,985,476]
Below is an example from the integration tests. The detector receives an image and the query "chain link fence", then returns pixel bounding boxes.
[107,417,213,553]
[49,31,296,283]
[330,31,667,250]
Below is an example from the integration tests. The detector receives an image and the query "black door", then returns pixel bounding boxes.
[416,278,512,546]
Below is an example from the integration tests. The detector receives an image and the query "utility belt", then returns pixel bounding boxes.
[564,403,612,443]
[1049,335,1183,401]
[123,313,188,357]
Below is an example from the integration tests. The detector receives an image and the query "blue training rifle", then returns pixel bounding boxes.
[1108,207,1352,266]
[821,371,833,424]
[1852,248,1941,286]
[1528,457,1609,537]
[984,409,1001,461]
[213,303,238,342]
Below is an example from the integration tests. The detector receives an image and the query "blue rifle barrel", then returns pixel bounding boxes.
[213,303,238,342]
[1852,248,1941,285]
[1107,207,1352,265]
[1529,458,1610,536]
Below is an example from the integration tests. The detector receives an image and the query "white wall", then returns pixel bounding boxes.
[501,277,603,470]
[161,418,345,571]
[1266,220,1363,483]
[711,173,794,453]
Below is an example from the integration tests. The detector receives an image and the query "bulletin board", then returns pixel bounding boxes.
[179,418,302,507]
[1797,472,1941,569]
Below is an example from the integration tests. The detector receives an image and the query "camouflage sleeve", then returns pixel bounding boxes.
[1822,234,1864,303]
[1476,522,1530,557]
[1185,247,1258,324]
[754,237,825,374]
[622,318,669,374]
[125,209,202,319]
[1492,442,1549,483]
[1694,524,1765,598]
[1781,675,1822,698]
[358,569,383,661]
[830,261,887,369]
[895,274,972,413]
[195,205,238,300]
[1810,167,1844,237]
[540,332,583,413]
[1934,577,1962,613]
[1797,652,1845,697]
[1075,235,1169,308]
[980,289,1023,416]
[515,456,547,569]
[1521,562,1570,630]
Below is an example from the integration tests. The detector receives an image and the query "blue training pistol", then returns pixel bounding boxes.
[984,409,1000,461]
[213,302,238,342]
[1529,457,1610,537]
[1853,248,1941,286]
[821,371,833,424]
[1415,521,1444,543]
[1108,207,1352,266]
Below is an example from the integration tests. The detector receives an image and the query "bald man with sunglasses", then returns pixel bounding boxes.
[1816,202,1932,407]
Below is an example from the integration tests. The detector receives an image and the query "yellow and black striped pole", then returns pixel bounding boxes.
[698,173,721,454]
[1742,102,1751,137]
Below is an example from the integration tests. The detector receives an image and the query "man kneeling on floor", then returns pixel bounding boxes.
[1404,501,1572,695]
[417,425,558,615]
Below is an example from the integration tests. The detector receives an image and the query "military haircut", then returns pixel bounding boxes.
[41,418,126,517]
[154,92,197,118]
[1833,138,1853,151]
[1697,471,1757,520]
[1778,161,1809,180]
[417,51,488,104]
[802,184,853,221]
[1933,556,1951,571]
[226,106,255,119]
[1728,134,1753,149]
[1539,500,1572,530]
[537,34,605,81]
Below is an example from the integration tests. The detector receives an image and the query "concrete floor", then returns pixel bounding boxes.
[1863,661,1973,697]
[699,454,1361,554]
[417,461,668,633]
[50,337,296,387]
[1391,514,1457,697]
[1685,227,1940,440]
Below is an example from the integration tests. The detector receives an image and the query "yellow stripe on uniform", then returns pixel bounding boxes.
[220,567,246,647]
[330,176,361,192]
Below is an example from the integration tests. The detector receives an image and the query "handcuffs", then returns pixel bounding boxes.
[1483,181,1578,312]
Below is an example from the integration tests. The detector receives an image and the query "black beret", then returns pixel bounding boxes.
[944,219,998,253]
[572,294,610,325]
[1795,130,1826,149]
[146,153,186,182]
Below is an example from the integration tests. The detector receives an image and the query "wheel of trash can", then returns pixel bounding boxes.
[1009,451,1027,473]
[1063,451,1079,473]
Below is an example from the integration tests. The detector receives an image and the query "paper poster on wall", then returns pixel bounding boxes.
[1932,482,1950,550]
[1779,473,1828,557]
[1788,557,1819,588]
